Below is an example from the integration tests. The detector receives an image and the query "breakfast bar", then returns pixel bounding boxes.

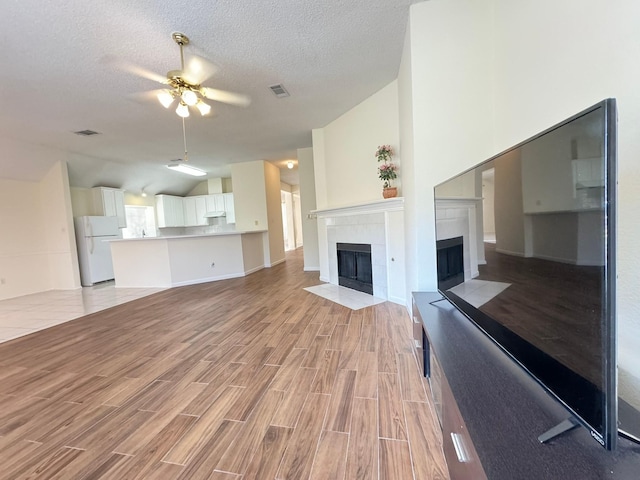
[109,231,267,288]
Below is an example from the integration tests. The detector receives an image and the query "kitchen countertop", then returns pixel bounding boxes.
[110,230,267,242]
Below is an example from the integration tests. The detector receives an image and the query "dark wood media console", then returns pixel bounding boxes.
[412,292,640,480]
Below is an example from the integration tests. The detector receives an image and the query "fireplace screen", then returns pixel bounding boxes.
[337,243,373,295]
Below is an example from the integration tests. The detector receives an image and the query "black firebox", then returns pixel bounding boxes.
[436,236,464,290]
[337,243,373,295]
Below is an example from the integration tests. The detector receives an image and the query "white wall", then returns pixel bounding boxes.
[230,161,269,232]
[264,161,285,266]
[0,161,80,300]
[401,0,495,299]
[298,147,320,271]
[313,80,400,209]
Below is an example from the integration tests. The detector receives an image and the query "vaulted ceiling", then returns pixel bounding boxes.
[0,0,419,195]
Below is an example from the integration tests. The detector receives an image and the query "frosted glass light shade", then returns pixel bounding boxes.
[196,101,211,116]
[176,102,190,118]
[181,89,198,106]
[158,91,174,108]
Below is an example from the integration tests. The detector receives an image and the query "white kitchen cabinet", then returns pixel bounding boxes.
[205,194,225,213]
[156,194,185,227]
[223,193,235,223]
[92,187,126,228]
[183,196,207,226]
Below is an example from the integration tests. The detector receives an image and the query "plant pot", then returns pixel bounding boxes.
[383,187,398,199]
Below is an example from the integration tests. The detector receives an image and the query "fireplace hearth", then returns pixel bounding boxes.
[337,243,373,295]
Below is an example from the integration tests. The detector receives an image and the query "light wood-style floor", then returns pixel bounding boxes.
[0,248,448,479]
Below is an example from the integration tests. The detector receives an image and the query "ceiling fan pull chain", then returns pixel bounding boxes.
[182,117,188,161]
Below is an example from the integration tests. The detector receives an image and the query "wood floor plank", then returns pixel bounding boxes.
[404,400,449,480]
[20,446,85,480]
[324,369,357,433]
[113,414,198,480]
[0,249,446,479]
[301,335,330,368]
[397,352,427,402]
[378,372,408,441]
[355,351,379,399]
[310,349,341,394]
[379,438,414,480]
[268,348,309,391]
[309,430,349,480]
[276,392,330,480]
[173,419,243,480]
[378,337,398,374]
[243,425,293,480]
[225,364,279,421]
[271,367,318,428]
[345,397,378,480]
[114,382,205,456]
[163,386,245,465]
[215,389,284,474]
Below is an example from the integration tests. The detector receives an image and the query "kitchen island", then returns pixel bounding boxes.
[109,231,267,288]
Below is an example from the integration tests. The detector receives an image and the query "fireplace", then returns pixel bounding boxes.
[337,243,373,295]
[437,236,464,290]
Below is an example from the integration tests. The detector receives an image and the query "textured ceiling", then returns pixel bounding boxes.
[0,0,419,195]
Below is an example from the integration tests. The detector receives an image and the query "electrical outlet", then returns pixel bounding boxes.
[0,278,5,285]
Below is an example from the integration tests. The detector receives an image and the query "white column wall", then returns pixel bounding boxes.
[298,147,320,271]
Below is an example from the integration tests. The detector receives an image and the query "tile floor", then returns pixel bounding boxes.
[449,278,511,307]
[303,283,386,310]
[0,282,164,344]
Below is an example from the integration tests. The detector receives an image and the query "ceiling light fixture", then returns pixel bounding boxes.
[167,163,206,176]
[287,161,294,169]
[176,102,190,118]
[155,33,214,117]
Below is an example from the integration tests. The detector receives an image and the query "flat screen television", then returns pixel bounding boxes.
[434,99,617,449]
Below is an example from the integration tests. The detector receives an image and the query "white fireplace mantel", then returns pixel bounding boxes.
[313,197,406,305]
[311,197,404,218]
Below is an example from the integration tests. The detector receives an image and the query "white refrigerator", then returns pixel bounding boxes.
[74,216,121,286]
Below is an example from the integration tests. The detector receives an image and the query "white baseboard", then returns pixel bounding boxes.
[267,258,286,268]
[171,272,246,287]
[244,265,266,276]
[319,275,330,283]
[388,294,406,306]
[304,266,320,272]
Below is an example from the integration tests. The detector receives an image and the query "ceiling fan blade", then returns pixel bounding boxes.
[101,55,168,85]
[127,89,171,104]
[201,87,251,107]
[182,54,218,85]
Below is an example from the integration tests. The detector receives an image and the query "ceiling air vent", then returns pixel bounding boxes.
[74,129,100,136]
[269,84,290,98]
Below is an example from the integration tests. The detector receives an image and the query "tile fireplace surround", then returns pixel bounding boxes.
[312,197,406,305]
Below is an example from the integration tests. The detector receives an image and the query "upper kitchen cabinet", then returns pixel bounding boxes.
[223,193,235,223]
[92,187,126,228]
[205,194,226,213]
[156,194,185,228]
[183,196,207,226]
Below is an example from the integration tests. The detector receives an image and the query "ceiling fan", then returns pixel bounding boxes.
[113,32,251,118]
